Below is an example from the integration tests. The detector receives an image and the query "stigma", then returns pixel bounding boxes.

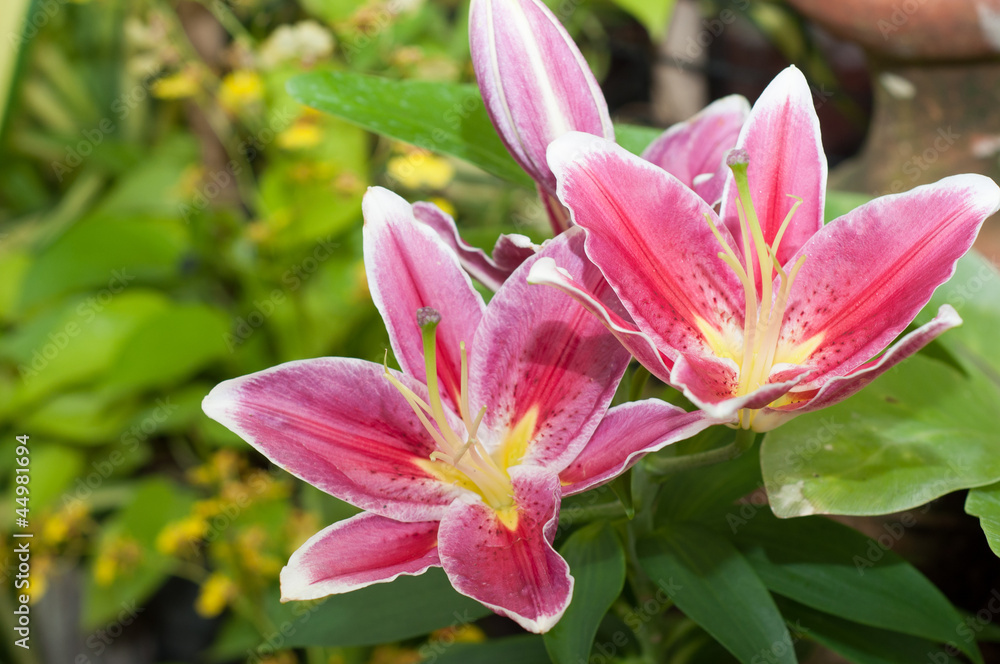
[383,308,515,511]
[704,150,809,429]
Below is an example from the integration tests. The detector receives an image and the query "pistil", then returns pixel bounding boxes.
[705,150,808,428]
[384,308,514,509]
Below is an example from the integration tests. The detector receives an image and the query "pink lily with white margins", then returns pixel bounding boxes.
[469,0,748,235]
[529,65,1000,432]
[202,187,712,632]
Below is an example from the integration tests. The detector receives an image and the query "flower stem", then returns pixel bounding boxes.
[645,427,757,477]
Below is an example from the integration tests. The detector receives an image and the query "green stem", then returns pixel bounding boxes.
[628,365,651,401]
[645,428,756,477]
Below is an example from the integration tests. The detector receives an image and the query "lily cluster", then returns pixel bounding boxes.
[204,0,1000,633]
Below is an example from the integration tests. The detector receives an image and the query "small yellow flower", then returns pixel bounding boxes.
[156,516,208,556]
[93,536,142,587]
[153,70,201,99]
[195,573,236,618]
[386,150,454,190]
[368,645,421,664]
[430,623,486,644]
[219,70,264,114]
[428,197,456,219]
[236,527,282,578]
[277,123,323,150]
[41,500,91,546]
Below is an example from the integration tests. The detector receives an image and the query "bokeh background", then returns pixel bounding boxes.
[1,0,999,663]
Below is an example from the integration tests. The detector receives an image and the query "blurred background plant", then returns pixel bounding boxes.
[1,0,999,663]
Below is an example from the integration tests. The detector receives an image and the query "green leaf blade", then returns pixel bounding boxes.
[637,524,795,664]
[544,522,626,664]
[287,70,533,188]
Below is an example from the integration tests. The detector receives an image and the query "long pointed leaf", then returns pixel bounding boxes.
[637,524,795,664]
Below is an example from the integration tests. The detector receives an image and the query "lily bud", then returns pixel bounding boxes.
[470,0,614,196]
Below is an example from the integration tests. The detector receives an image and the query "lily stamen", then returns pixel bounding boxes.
[705,152,809,427]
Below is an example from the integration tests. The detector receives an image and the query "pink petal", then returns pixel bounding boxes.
[754,305,962,432]
[779,174,1000,387]
[412,201,536,291]
[202,357,466,522]
[642,94,750,205]
[280,513,439,600]
[720,66,826,268]
[547,132,746,361]
[560,400,715,495]
[669,353,806,423]
[528,252,675,384]
[438,465,571,633]
[470,0,614,194]
[364,187,486,410]
[469,230,631,473]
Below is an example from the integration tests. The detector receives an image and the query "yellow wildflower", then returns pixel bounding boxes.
[430,623,486,644]
[195,573,236,618]
[152,70,201,99]
[428,197,456,219]
[156,516,208,556]
[93,536,142,587]
[386,150,454,190]
[219,70,264,114]
[277,123,323,150]
[368,645,421,664]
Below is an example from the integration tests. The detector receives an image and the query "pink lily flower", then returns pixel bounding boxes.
[202,187,710,632]
[529,66,1000,432]
[469,0,748,235]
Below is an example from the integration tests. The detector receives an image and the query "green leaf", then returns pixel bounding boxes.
[544,522,626,664]
[730,512,980,664]
[17,215,187,311]
[0,290,171,408]
[273,568,491,647]
[425,635,548,664]
[102,303,230,392]
[287,70,534,188]
[918,250,1000,380]
[614,122,662,157]
[966,481,1000,557]
[773,596,950,664]
[637,524,794,664]
[654,426,763,524]
[761,355,1000,518]
[607,0,676,39]
[824,190,873,223]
